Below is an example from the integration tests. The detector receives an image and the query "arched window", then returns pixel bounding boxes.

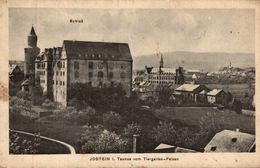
[98,71,103,78]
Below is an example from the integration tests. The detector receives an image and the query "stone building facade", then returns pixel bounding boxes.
[30,27,133,106]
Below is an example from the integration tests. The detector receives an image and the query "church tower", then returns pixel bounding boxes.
[159,55,164,68]
[24,26,40,83]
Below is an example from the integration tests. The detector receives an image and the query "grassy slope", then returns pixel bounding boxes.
[10,119,85,152]
[153,107,255,134]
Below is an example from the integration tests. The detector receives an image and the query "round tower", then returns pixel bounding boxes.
[24,26,40,83]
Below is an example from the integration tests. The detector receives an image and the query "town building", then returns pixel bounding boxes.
[133,56,184,85]
[24,26,133,106]
[207,89,227,105]
[174,84,210,102]
[9,64,24,82]
[145,56,184,85]
[204,129,255,152]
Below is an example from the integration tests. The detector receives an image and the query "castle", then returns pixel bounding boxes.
[23,26,133,106]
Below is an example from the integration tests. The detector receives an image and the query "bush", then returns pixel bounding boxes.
[79,125,128,153]
[9,131,41,154]
[65,106,97,125]
[42,99,56,109]
[103,111,124,132]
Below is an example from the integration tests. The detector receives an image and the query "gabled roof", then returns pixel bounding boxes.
[207,89,224,96]
[204,130,255,152]
[9,64,22,74]
[175,84,201,92]
[199,90,208,94]
[62,40,132,61]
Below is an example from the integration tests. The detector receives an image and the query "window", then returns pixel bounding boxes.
[110,82,114,87]
[60,81,62,85]
[98,81,103,88]
[63,81,65,86]
[108,72,113,79]
[89,62,93,69]
[56,71,58,76]
[60,71,62,76]
[74,61,79,69]
[89,72,93,79]
[74,71,79,78]
[98,71,103,78]
[63,71,65,76]
[120,72,126,79]
[88,81,92,87]
[62,62,65,68]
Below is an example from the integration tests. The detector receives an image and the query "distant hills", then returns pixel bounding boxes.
[133,51,255,72]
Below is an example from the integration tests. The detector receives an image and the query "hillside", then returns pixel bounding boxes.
[133,51,255,72]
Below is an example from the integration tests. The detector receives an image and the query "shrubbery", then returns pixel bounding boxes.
[9,131,41,154]
[79,125,128,153]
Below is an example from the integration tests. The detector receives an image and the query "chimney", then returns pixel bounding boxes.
[133,134,140,153]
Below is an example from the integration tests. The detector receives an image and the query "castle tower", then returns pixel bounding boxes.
[24,26,40,83]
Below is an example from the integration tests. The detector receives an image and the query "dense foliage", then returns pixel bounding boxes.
[9,131,41,154]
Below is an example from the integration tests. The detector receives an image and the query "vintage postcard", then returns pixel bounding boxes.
[0,0,260,167]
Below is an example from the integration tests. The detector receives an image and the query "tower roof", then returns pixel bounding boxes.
[29,26,36,36]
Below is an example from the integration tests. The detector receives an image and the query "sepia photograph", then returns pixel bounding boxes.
[7,7,256,155]
[1,0,260,167]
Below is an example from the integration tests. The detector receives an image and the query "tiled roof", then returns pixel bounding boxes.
[204,130,255,152]
[63,40,132,61]
[207,89,224,96]
[175,84,201,92]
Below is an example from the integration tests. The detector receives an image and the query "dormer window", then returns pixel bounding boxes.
[74,61,79,69]
[211,146,217,151]
[232,138,237,142]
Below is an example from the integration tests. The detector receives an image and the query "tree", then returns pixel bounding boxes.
[156,85,173,106]
[103,111,124,132]
[94,130,128,153]
[152,121,178,145]
[65,106,97,125]
[231,99,242,114]
[123,122,142,138]
[79,125,128,153]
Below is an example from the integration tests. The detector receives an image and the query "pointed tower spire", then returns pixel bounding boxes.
[160,55,164,68]
[28,26,38,47]
[30,26,36,36]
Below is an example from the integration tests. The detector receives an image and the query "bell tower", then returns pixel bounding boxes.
[24,26,40,83]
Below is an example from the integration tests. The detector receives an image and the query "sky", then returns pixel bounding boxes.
[9,8,255,60]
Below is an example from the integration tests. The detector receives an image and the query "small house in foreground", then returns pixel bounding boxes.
[175,84,210,102]
[204,129,255,152]
[207,89,227,105]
